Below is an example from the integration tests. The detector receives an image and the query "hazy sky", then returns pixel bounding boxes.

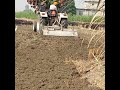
[15,0,28,12]
[15,0,84,12]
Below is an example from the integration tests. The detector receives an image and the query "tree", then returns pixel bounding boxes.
[58,0,76,15]
[66,0,76,15]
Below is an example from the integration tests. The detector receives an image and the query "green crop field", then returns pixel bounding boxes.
[15,11,37,19]
[15,11,104,22]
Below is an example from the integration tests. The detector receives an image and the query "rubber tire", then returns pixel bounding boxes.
[61,19,68,28]
[42,18,47,26]
[37,20,43,35]
[15,25,17,31]
[33,21,37,32]
[37,21,40,32]
[49,19,54,26]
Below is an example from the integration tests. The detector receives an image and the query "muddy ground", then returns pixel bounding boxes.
[15,25,104,90]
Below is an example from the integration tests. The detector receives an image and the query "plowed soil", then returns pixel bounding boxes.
[15,25,104,90]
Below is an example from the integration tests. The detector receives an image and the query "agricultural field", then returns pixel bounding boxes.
[15,0,105,89]
[15,23,105,90]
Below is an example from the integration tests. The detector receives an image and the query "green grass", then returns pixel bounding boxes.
[15,11,37,19]
[68,15,104,22]
[15,11,104,22]
[68,15,93,22]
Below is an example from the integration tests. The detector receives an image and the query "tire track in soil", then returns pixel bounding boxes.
[15,25,102,90]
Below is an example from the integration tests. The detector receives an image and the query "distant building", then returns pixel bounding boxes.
[75,0,105,16]
[76,8,97,16]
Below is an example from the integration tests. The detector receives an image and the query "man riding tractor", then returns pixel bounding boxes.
[35,0,67,27]
[47,1,59,26]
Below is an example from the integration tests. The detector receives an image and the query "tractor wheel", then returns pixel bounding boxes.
[42,18,47,26]
[33,20,41,33]
[61,19,68,28]
[37,21,40,32]
[37,20,43,34]
[33,21,37,32]
[49,17,55,26]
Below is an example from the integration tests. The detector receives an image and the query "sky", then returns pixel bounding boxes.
[15,0,84,12]
[15,0,32,12]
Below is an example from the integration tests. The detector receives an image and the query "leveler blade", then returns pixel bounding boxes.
[42,29,78,37]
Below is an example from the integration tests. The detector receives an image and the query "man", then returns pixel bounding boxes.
[49,1,58,11]
[54,0,65,12]
[47,1,58,16]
